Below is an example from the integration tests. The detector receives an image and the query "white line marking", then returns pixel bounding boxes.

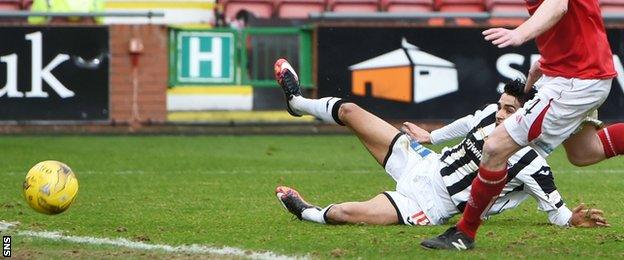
[3,169,376,176]
[78,169,376,175]
[0,221,19,231]
[0,221,301,259]
[563,169,624,174]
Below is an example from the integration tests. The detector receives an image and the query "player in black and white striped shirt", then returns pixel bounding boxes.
[405,91,570,225]
[273,59,608,230]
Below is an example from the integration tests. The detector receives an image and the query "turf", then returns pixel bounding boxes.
[0,135,623,258]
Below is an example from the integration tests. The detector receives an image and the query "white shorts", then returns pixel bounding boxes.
[382,134,455,226]
[504,76,612,157]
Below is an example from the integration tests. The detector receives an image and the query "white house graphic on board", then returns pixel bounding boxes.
[349,38,458,103]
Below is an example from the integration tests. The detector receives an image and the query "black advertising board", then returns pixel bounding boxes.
[0,27,109,121]
[317,27,624,121]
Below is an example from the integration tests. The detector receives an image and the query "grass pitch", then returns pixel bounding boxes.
[0,135,623,258]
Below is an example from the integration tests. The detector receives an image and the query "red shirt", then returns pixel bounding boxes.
[526,0,617,79]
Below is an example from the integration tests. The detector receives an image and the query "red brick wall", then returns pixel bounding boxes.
[109,24,168,125]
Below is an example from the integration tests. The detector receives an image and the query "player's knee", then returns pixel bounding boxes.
[337,102,359,122]
[482,139,501,159]
[481,139,508,167]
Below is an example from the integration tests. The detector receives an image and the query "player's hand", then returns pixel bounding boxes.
[482,28,526,48]
[401,122,431,144]
[569,203,610,228]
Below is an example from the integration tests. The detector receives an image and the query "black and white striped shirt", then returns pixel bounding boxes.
[430,104,571,226]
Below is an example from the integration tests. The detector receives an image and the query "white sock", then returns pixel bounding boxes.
[301,205,334,224]
[290,96,344,125]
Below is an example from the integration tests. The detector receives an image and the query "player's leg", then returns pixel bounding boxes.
[274,58,399,165]
[338,103,401,165]
[557,79,621,166]
[481,78,611,234]
[563,125,605,166]
[439,79,589,246]
[427,77,612,249]
[422,78,581,250]
[457,125,520,233]
[564,123,624,166]
[275,186,399,225]
[325,194,399,225]
[597,123,624,159]
[421,125,520,250]
[275,186,331,223]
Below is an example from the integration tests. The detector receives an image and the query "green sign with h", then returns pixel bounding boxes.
[176,31,235,84]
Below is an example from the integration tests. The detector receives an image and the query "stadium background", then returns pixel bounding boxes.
[0,0,621,133]
[1,0,624,258]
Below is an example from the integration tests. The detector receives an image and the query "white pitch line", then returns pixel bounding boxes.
[0,221,301,260]
[76,169,376,175]
[0,221,19,231]
[563,169,624,174]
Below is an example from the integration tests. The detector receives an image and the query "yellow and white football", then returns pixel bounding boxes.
[23,160,79,215]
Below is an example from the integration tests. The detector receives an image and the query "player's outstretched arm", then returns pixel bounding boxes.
[483,0,568,48]
[569,203,610,228]
[405,104,497,144]
[402,116,474,145]
[518,155,608,228]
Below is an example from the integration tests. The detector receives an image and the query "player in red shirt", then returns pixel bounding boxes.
[421,0,623,250]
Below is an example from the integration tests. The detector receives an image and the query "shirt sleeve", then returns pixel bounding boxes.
[547,204,573,227]
[516,154,571,227]
[430,104,497,144]
[430,115,473,144]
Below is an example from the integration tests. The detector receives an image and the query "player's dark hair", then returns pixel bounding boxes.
[503,78,537,105]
